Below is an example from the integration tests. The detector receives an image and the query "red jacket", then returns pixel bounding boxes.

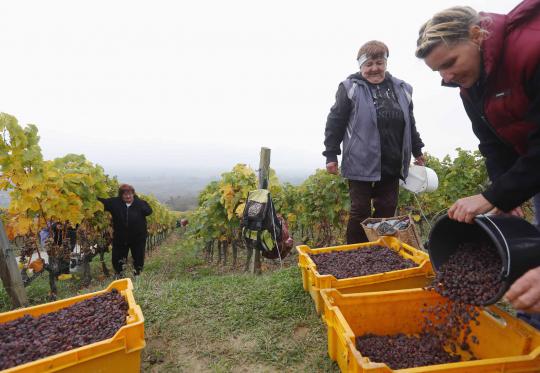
[456,0,540,211]
[470,0,540,155]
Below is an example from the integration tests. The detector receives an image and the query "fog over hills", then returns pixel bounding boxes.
[116,167,310,211]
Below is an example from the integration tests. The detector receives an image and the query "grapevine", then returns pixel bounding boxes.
[185,150,492,264]
[0,113,177,297]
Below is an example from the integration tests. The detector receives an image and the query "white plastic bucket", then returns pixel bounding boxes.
[400,165,439,194]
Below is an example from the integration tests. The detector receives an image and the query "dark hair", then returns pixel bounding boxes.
[357,40,389,60]
[118,183,135,197]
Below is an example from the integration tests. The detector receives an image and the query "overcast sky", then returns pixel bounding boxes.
[0,0,518,175]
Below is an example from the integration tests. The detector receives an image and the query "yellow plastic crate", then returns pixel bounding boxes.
[297,237,433,314]
[0,279,145,373]
[321,288,540,372]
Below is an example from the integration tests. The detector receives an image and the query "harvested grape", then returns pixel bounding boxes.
[310,245,417,279]
[432,241,503,306]
[0,290,128,370]
[355,242,500,369]
[356,333,460,369]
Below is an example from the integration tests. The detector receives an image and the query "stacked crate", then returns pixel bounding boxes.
[297,237,540,372]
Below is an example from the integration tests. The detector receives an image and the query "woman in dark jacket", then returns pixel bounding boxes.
[416,1,540,314]
[98,184,152,276]
[324,40,425,244]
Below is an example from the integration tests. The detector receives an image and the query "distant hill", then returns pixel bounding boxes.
[121,174,218,200]
[117,168,310,211]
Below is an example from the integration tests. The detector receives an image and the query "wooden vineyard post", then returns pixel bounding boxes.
[0,220,28,307]
[250,147,271,275]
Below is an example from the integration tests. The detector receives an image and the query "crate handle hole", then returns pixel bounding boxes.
[401,247,414,257]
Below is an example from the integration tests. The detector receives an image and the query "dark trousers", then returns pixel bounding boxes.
[346,178,399,244]
[112,238,146,274]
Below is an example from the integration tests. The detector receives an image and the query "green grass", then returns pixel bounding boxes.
[136,237,338,372]
[0,234,339,372]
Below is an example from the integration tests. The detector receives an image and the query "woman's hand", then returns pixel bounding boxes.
[414,154,426,166]
[448,194,494,223]
[489,206,525,218]
[326,162,339,175]
[505,267,540,313]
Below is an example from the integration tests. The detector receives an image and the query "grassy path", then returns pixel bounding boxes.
[138,235,338,372]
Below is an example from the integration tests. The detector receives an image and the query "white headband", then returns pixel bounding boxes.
[357,53,388,68]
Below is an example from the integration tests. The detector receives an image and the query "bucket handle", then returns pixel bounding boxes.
[482,308,508,328]
[480,214,511,278]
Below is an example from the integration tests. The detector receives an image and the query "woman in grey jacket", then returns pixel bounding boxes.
[324,40,425,244]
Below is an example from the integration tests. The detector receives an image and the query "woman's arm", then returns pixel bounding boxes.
[480,66,540,211]
[136,197,153,216]
[97,197,113,212]
[505,266,540,313]
[450,66,540,222]
[409,101,425,159]
[323,83,352,166]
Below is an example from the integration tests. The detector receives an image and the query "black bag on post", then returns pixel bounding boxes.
[241,189,293,259]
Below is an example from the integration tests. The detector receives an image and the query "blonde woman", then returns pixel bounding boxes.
[416,1,540,315]
[324,40,425,244]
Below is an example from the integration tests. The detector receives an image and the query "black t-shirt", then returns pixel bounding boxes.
[366,78,405,178]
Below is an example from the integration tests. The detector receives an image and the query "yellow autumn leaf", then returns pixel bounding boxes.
[235,202,246,218]
[287,213,297,224]
[7,216,36,239]
[58,274,72,281]
[233,163,254,177]
[44,167,60,179]
[19,172,43,190]
[0,178,11,190]
[220,184,235,199]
